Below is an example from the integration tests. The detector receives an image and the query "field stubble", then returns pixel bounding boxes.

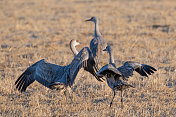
[0,0,176,116]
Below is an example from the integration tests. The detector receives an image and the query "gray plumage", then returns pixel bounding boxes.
[97,45,157,107]
[15,40,102,92]
[70,39,103,82]
[86,17,107,68]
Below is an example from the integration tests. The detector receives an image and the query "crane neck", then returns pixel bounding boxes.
[94,21,101,37]
[108,50,115,64]
[70,42,78,56]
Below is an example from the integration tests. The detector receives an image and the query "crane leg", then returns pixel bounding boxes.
[68,87,73,103]
[121,90,123,109]
[64,87,73,104]
[110,89,116,107]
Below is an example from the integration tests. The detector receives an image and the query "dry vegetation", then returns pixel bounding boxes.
[0,0,176,116]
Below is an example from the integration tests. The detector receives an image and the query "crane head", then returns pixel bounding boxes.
[85,17,98,23]
[70,39,80,47]
[103,45,113,53]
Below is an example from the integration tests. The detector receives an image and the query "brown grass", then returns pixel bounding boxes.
[0,0,176,116]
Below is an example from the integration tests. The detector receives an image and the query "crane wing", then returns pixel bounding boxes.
[117,65,134,79]
[118,61,157,80]
[68,47,91,86]
[15,59,65,92]
[68,47,104,85]
[34,60,66,87]
[97,64,122,78]
[15,60,39,92]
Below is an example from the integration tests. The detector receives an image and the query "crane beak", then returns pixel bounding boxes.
[77,42,80,46]
[76,42,81,46]
[85,18,92,22]
[103,48,107,51]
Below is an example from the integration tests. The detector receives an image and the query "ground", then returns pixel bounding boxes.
[0,0,176,116]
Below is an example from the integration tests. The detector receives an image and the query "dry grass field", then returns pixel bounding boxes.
[0,0,176,116]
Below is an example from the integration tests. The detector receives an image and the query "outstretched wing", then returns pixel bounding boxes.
[68,47,90,86]
[135,63,157,76]
[118,61,157,79]
[15,60,39,92]
[15,59,65,92]
[68,47,103,86]
[117,65,134,79]
[97,64,122,80]
[34,60,65,87]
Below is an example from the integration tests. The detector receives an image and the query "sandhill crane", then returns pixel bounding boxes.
[97,45,157,108]
[70,39,103,81]
[86,17,107,68]
[15,39,102,93]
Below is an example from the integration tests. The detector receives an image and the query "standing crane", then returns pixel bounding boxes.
[97,45,157,108]
[86,17,107,69]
